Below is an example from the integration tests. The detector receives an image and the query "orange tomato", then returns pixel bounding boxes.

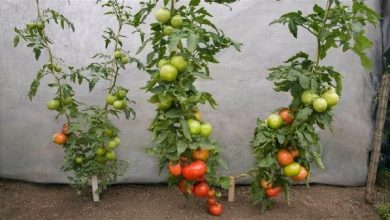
[168,161,182,176]
[52,133,67,145]
[208,189,215,198]
[277,149,294,166]
[192,148,209,161]
[292,166,308,181]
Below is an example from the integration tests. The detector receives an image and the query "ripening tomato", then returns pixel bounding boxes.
[260,179,272,189]
[178,179,194,194]
[192,148,209,161]
[61,123,69,135]
[52,133,67,145]
[292,166,308,181]
[289,148,299,158]
[266,186,282,197]
[208,203,223,216]
[182,160,207,180]
[168,161,182,176]
[193,182,209,197]
[277,149,294,166]
[208,189,215,198]
[279,108,294,124]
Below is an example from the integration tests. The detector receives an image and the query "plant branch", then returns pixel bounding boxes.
[35,0,70,123]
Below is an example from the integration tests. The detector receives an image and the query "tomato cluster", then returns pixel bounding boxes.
[168,149,223,216]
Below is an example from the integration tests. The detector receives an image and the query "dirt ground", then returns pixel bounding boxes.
[0,180,380,220]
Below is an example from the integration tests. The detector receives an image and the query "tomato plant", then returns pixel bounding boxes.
[137,0,240,215]
[249,0,378,210]
[14,0,144,193]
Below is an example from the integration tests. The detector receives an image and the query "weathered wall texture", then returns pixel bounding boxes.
[0,0,382,186]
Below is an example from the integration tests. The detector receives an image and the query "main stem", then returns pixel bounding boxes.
[314,0,331,68]
[35,0,70,124]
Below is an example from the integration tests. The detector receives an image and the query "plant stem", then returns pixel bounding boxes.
[171,0,176,11]
[314,0,331,69]
[104,0,124,111]
[35,0,70,123]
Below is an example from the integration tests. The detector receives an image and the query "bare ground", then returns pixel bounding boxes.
[0,180,380,220]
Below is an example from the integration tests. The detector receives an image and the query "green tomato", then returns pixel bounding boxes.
[27,23,37,30]
[47,100,60,110]
[75,156,84,164]
[159,64,178,81]
[158,59,170,69]
[36,22,44,30]
[114,137,121,145]
[63,96,73,105]
[113,100,126,110]
[163,25,174,35]
[96,147,106,156]
[267,114,283,129]
[301,90,317,105]
[170,15,183,28]
[54,65,62,72]
[116,89,127,99]
[121,56,130,64]
[106,94,118,105]
[313,98,328,112]
[114,50,123,59]
[105,150,116,161]
[187,119,201,135]
[283,162,301,177]
[322,91,339,107]
[104,128,116,137]
[96,155,107,164]
[200,122,213,138]
[155,8,171,23]
[107,139,119,149]
[157,98,173,110]
[170,56,187,72]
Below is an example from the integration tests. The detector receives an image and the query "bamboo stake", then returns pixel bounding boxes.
[91,175,100,202]
[366,74,390,204]
[228,176,235,202]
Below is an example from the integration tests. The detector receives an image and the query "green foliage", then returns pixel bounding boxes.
[140,0,240,190]
[250,0,377,208]
[377,202,390,220]
[272,0,378,70]
[15,0,142,192]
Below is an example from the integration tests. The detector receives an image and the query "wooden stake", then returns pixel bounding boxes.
[366,74,390,204]
[91,175,100,202]
[228,176,235,202]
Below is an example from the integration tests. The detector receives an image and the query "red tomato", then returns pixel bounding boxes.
[207,197,217,206]
[182,160,207,180]
[178,179,194,194]
[208,203,223,216]
[168,161,182,176]
[266,186,282,197]
[198,175,206,182]
[193,182,209,197]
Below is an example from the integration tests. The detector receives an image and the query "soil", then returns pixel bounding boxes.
[0,180,380,220]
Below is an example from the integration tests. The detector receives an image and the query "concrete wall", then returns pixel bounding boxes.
[0,0,382,186]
